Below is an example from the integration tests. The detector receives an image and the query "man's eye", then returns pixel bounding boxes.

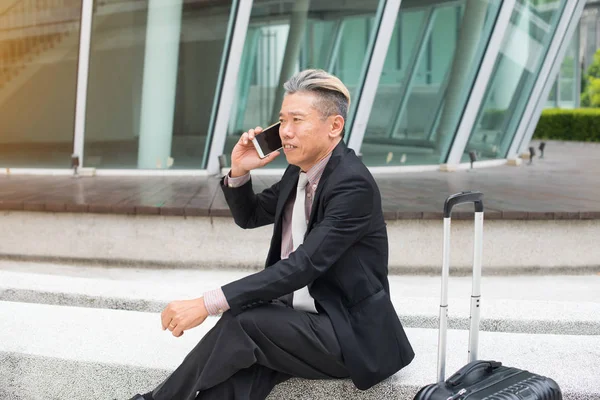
[294,118,301,122]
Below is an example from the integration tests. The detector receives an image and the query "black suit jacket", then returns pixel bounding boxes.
[220,141,414,390]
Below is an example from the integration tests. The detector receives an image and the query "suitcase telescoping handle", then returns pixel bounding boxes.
[437,191,484,383]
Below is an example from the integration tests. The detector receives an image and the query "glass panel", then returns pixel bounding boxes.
[583,9,598,72]
[224,0,382,169]
[463,0,568,162]
[361,0,501,167]
[545,80,558,108]
[0,0,82,168]
[84,0,234,169]
[557,33,577,108]
[545,21,579,110]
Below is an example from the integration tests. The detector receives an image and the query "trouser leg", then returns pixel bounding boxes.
[150,301,348,400]
[195,364,289,400]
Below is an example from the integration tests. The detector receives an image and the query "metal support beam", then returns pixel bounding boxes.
[426,68,451,141]
[508,0,584,159]
[574,20,581,109]
[444,0,516,166]
[72,0,95,169]
[205,0,254,174]
[270,0,310,124]
[347,0,403,153]
[388,7,435,139]
[326,20,345,73]
[232,28,260,132]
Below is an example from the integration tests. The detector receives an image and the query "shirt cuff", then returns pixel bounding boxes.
[203,288,230,316]
[224,171,251,188]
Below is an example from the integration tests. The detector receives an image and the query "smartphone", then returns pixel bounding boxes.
[252,122,282,159]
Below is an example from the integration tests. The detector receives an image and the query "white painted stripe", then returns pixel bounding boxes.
[94,169,210,177]
[0,168,73,176]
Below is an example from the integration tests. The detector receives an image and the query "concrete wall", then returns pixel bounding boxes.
[1,211,598,272]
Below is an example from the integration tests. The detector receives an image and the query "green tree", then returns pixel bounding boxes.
[581,49,600,107]
[585,78,600,107]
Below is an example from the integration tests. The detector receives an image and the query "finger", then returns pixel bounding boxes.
[172,325,184,337]
[248,126,263,141]
[260,150,280,165]
[160,310,170,331]
[240,132,250,146]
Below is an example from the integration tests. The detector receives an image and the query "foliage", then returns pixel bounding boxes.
[534,108,600,142]
[581,49,600,107]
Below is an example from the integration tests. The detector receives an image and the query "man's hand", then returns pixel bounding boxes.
[230,126,280,177]
[161,297,208,337]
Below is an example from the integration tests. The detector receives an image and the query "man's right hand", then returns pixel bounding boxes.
[230,126,280,177]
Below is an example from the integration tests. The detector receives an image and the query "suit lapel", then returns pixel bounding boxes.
[307,141,345,230]
[275,165,300,223]
[266,166,299,267]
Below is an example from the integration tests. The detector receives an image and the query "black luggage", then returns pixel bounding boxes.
[413,192,562,400]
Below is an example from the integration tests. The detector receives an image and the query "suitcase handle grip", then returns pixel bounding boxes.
[443,191,484,218]
[447,360,502,386]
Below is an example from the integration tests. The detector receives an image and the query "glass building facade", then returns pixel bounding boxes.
[0,0,589,173]
[462,0,568,162]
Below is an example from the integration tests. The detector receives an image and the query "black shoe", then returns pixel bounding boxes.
[128,395,145,400]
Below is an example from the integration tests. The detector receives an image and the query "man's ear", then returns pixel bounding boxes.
[328,115,345,139]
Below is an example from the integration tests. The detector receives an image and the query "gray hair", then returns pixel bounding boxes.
[283,69,351,124]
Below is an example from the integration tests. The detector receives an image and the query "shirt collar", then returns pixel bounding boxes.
[304,153,332,187]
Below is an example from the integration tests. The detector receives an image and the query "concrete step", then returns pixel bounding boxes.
[1,261,599,335]
[1,210,599,273]
[0,301,598,400]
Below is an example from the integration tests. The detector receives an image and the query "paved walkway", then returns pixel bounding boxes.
[0,140,598,220]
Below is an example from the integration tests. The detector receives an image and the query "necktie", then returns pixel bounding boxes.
[291,172,318,313]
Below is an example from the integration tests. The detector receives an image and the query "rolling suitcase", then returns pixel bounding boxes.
[413,191,562,400]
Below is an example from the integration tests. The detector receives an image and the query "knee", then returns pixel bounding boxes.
[232,306,274,336]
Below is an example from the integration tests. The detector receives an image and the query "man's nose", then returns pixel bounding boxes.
[280,124,294,138]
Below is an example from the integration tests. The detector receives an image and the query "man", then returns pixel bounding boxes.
[130,69,414,400]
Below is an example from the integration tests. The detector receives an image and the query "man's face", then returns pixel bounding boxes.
[278,92,340,172]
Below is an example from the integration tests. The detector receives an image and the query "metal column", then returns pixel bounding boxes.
[205,0,254,175]
[346,0,403,153]
[72,0,95,169]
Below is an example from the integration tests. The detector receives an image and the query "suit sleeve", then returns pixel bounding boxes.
[222,172,374,315]
[220,173,282,229]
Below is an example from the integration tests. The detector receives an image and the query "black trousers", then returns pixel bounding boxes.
[150,300,349,400]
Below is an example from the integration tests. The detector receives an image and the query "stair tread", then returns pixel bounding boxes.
[1,261,599,332]
[0,301,598,399]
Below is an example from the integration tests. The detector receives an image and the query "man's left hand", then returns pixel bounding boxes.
[161,297,208,337]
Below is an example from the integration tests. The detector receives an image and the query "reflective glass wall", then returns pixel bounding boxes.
[462,0,568,162]
[581,5,600,72]
[546,30,579,109]
[0,0,82,168]
[0,0,584,172]
[360,0,501,167]
[223,0,382,168]
[83,0,234,169]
